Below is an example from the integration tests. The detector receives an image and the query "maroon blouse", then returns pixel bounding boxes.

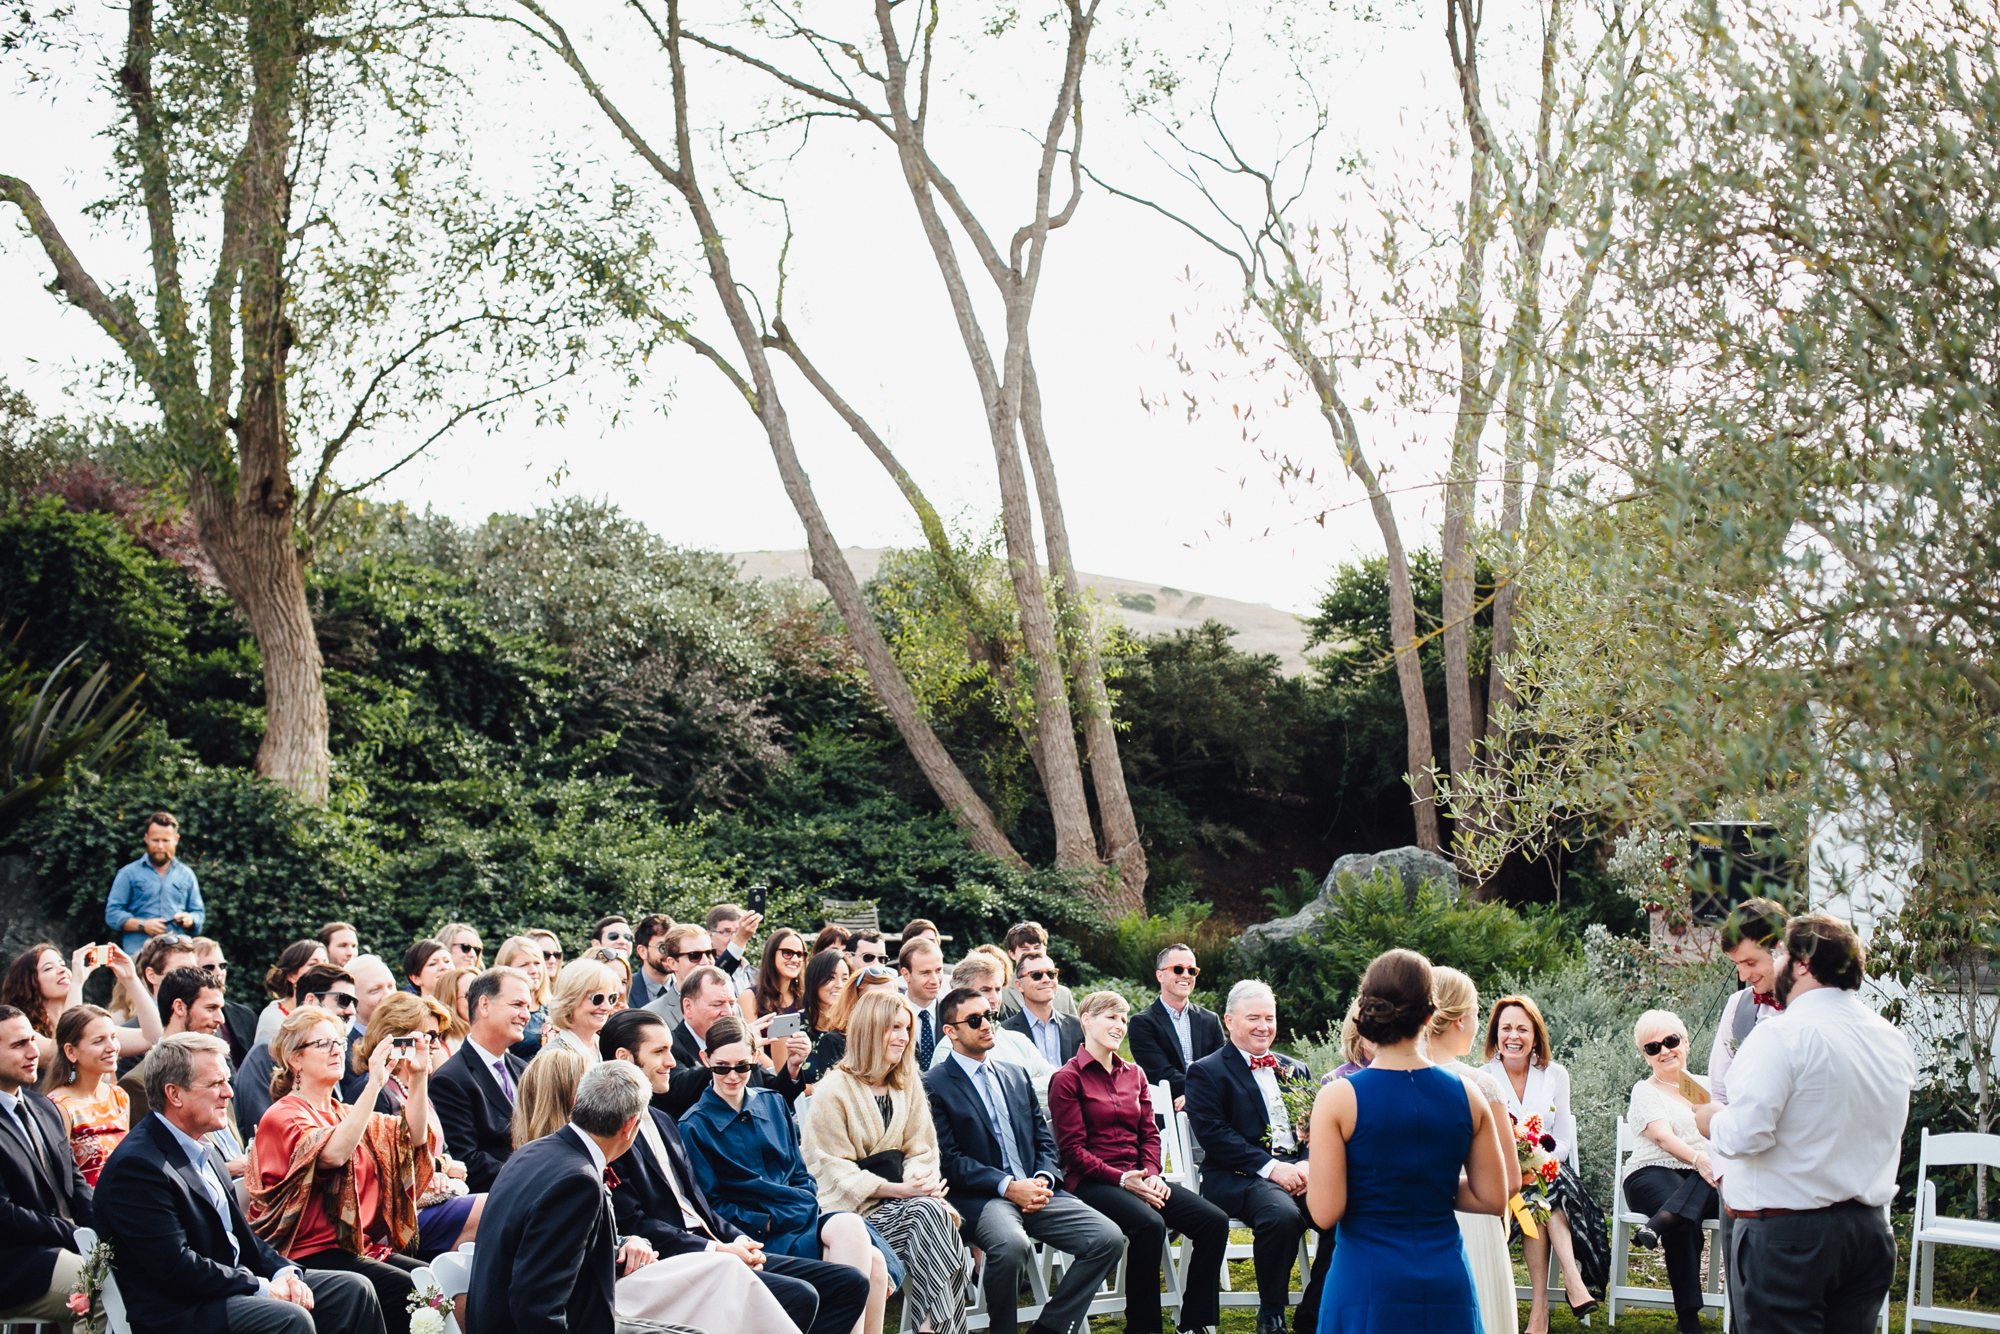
[1047,1048,1161,1193]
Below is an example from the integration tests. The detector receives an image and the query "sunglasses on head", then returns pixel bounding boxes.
[860,964,895,980]
[1163,963,1200,977]
[1642,1033,1684,1057]
[948,1011,991,1029]
[709,1061,758,1076]
[1022,969,1058,982]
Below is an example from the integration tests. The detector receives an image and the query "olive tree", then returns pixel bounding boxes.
[2,0,657,802]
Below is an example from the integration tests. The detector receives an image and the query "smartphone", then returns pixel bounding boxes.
[84,945,109,969]
[747,882,767,914]
[391,1035,418,1051]
[767,1011,804,1040]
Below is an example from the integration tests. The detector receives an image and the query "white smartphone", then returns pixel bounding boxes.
[767,1012,805,1040]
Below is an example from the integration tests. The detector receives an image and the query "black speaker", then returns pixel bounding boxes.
[1688,821,1794,923]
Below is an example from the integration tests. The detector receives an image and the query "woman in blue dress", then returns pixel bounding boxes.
[680,1015,899,1334]
[1310,949,1511,1334]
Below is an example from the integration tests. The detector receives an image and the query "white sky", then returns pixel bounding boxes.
[0,0,1538,616]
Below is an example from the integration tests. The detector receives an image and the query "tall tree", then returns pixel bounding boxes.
[2,0,648,802]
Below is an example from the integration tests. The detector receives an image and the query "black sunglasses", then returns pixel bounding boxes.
[947,1011,990,1029]
[672,948,717,961]
[314,991,357,1011]
[601,931,631,943]
[543,950,564,963]
[855,951,886,963]
[1021,969,1058,982]
[1642,1033,1684,1057]
[451,942,482,955]
[709,1061,758,1076]
[1162,964,1200,977]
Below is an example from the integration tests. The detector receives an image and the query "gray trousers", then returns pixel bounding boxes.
[1728,1203,1893,1334]
[222,1270,385,1334]
[968,1192,1124,1334]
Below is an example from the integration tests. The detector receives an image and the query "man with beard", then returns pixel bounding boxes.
[105,811,205,956]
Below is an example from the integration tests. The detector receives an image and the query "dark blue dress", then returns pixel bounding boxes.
[1320,1064,1480,1334]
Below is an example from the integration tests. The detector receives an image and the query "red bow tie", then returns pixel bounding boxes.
[1250,1054,1280,1070]
[1752,992,1783,1011]
[603,1167,621,1190]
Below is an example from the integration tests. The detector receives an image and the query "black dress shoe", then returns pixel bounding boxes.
[1632,1225,1660,1249]
[1256,1309,1290,1334]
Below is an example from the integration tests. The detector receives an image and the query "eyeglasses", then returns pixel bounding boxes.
[672,948,716,962]
[709,1061,758,1076]
[1162,964,1200,977]
[543,950,564,963]
[1642,1033,1684,1057]
[299,1037,343,1055]
[1021,969,1058,982]
[776,948,805,962]
[947,1012,991,1029]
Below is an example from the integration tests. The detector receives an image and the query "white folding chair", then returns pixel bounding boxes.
[1178,1104,1314,1310]
[429,1248,475,1334]
[1607,1117,1728,1328]
[1514,1137,1577,1314]
[1905,1128,2000,1333]
[70,1225,131,1334]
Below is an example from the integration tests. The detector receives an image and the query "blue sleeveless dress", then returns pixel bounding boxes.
[1319,1064,1480,1334]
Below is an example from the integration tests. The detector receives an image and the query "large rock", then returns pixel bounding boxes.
[1236,845,1458,961]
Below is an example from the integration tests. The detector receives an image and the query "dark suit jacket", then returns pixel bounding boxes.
[1001,1007,1085,1067]
[220,1000,259,1071]
[1127,998,1226,1099]
[666,1023,805,1112]
[923,1054,1062,1230]
[232,1043,278,1137]
[468,1125,618,1334]
[94,1114,291,1334]
[0,1087,92,1295]
[431,1041,528,1192]
[1183,1044,1310,1217]
[609,1105,744,1257]
[338,1026,369,1105]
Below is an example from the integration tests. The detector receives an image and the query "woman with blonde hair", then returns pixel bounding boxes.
[543,956,621,1062]
[1425,968,1522,1334]
[1327,997,1375,1081]
[512,1042,593,1147]
[802,989,965,1334]
[251,1004,434,1334]
[352,992,482,1258]
[426,967,477,1055]
[1622,1009,1717,1334]
[39,1004,130,1183]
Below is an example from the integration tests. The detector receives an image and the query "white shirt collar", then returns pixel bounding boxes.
[1161,996,1190,1018]
[950,1048,989,1080]
[153,1111,216,1165]
[465,1035,508,1072]
[0,1087,21,1116]
[565,1123,608,1175]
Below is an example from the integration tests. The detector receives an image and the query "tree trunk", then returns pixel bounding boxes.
[1020,353,1147,910]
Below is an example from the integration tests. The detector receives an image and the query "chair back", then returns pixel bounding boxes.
[1914,1127,2000,1230]
[1612,1116,1638,1220]
[430,1248,475,1334]
[73,1225,132,1334]
[1152,1081,1197,1190]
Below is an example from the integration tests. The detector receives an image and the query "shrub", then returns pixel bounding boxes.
[1247,873,1576,1042]
[1080,904,1237,985]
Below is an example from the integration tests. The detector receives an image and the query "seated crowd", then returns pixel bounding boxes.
[0,828,1917,1334]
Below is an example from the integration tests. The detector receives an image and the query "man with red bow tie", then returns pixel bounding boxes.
[1704,897,1790,1290]
[1185,981,1333,1334]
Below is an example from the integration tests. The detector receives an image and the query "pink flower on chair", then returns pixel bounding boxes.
[67,1293,91,1315]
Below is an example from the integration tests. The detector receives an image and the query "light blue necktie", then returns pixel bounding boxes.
[979,1063,1029,1181]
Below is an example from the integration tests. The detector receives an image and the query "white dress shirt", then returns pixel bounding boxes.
[1240,1046,1294,1174]
[930,1029,1055,1103]
[1707,987,1780,1105]
[1708,986,1915,1211]
[1480,1058,1578,1171]
[1161,998,1195,1065]
[636,1114,715,1247]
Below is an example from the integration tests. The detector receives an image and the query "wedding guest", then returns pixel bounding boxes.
[998,924,1076,1019]
[814,924,851,957]
[1481,994,1606,1329]
[250,1006,434,1334]
[587,915,634,962]
[1049,990,1227,1334]
[1426,969,1520,1334]
[39,1005,130,1184]
[319,923,361,968]
[257,940,329,1044]
[236,964,352,1138]
[191,937,260,1068]
[1694,913,1916,1334]
[428,967,477,1056]
[493,936,552,1061]
[1127,943,1225,1109]
[400,940,448,998]
[2,942,161,1066]
[0,1003,96,1332]
[924,986,1122,1334]
[437,924,485,974]
[1622,1010,1717,1334]
[1186,981,1334,1334]
[666,967,809,1111]
[706,904,764,997]
[847,931,891,971]
[740,928,809,1066]
[899,939,948,1071]
[591,949,634,1000]
[1308,950,1509,1334]
[544,957,622,1063]
[680,1016,893,1333]
[104,812,204,955]
[640,924,721,1033]
[801,990,969,1334]
[1324,1000,1374,1082]
[430,968,533,1192]
[628,914,678,1010]
[899,920,940,948]
[798,948,853,1087]
[1000,953,1083,1067]
[924,955,1053,1101]
[122,965,245,1183]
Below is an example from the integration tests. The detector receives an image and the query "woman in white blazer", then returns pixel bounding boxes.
[1481,994,1610,1334]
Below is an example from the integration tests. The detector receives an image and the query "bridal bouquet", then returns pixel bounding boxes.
[1508,1113,1561,1237]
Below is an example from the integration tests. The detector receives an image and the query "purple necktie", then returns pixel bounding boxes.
[494,1057,516,1102]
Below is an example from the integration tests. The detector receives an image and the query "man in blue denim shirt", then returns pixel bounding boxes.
[105,812,204,955]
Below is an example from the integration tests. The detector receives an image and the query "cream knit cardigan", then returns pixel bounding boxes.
[800,1065,959,1226]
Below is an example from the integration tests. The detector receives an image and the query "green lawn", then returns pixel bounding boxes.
[883,1228,2000,1333]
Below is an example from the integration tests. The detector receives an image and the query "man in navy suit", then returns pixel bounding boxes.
[1184,981,1333,1334]
[600,1010,869,1334]
[1126,944,1226,1108]
[999,953,1084,1067]
[0,1005,95,1329]
[661,967,808,1114]
[467,1061,670,1334]
[925,987,1122,1334]
[431,967,534,1191]
[94,1033,383,1334]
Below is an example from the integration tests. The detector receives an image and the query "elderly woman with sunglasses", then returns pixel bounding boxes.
[1623,1010,1719,1334]
[542,957,623,1063]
